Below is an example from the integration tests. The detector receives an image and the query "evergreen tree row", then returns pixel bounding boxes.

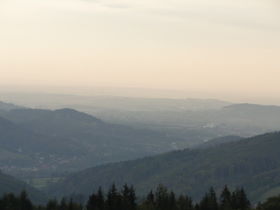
[0,184,279,210]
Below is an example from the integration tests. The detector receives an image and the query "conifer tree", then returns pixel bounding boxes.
[20,191,33,210]
[96,187,105,210]
[147,190,155,205]
[208,187,219,210]
[46,199,59,210]
[141,190,155,210]
[168,191,177,210]
[220,185,233,210]
[106,184,121,210]
[154,185,177,210]
[232,188,251,210]
[199,188,218,210]
[155,185,170,210]
[60,198,68,210]
[87,187,105,210]
[121,184,136,210]
[177,195,193,210]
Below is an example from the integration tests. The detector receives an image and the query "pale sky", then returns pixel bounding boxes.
[1,0,280,101]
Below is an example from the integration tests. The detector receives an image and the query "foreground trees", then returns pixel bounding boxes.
[0,185,278,210]
[0,191,33,210]
[257,195,280,210]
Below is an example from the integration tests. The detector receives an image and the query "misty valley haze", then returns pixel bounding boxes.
[1,0,280,209]
[1,96,280,206]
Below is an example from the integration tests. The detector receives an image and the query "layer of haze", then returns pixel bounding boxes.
[1,0,280,102]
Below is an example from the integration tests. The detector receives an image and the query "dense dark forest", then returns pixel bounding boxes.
[1,185,279,210]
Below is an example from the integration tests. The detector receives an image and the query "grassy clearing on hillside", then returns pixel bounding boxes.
[26,177,63,190]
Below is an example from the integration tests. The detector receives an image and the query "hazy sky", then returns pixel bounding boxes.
[1,0,280,101]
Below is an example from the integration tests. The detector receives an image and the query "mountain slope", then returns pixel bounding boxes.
[0,116,82,154]
[0,108,186,177]
[0,116,89,178]
[1,108,186,156]
[0,170,46,203]
[0,101,22,111]
[196,135,243,149]
[48,132,280,202]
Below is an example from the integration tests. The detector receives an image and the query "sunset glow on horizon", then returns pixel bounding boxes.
[1,0,280,101]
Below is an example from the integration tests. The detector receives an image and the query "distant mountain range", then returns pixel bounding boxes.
[94,103,280,142]
[3,95,280,144]
[0,94,232,112]
[47,132,280,203]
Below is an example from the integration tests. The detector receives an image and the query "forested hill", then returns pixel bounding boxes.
[0,108,186,177]
[48,132,280,202]
[0,170,46,203]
